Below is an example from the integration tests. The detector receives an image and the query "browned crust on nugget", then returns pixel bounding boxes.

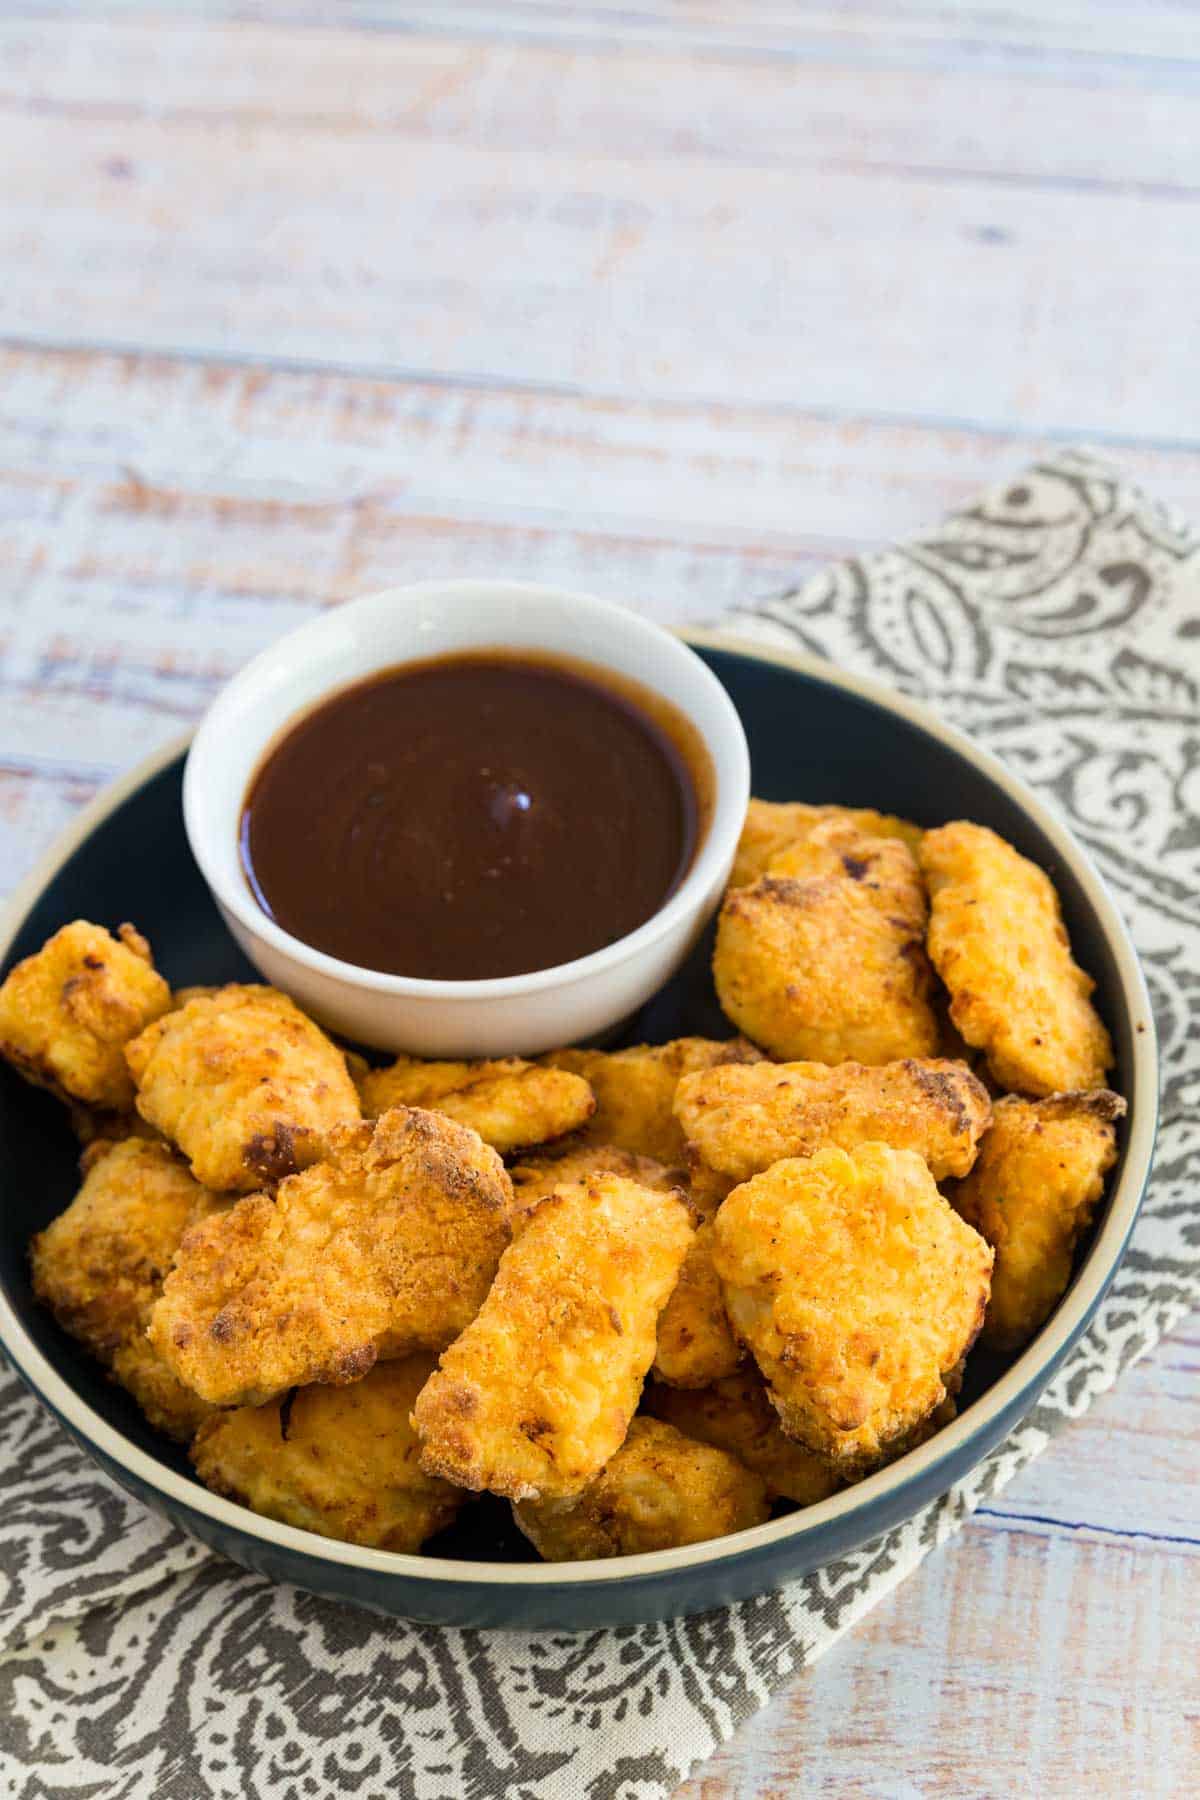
[125,984,361,1191]
[539,1037,763,1165]
[950,1089,1124,1350]
[413,1173,693,1502]
[357,1055,595,1154]
[921,822,1113,1096]
[191,1354,463,1551]
[676,1056,991,1185]
[512,1417,769,1559]
[0,921,170,1110]
[148,1106,513,1407]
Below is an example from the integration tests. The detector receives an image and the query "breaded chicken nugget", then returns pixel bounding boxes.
[508,1142,683,1224]
[731,799,923,890]
[950,1090,1125,1350]
[714,830,938,1064]
[149,1106,512,1408]
[921,822,1113,1096]
[357,1055,594,1154]
[643,1371,841,1505]
[653,1220,743,1389]
[31,1136,225,1439]
[713,1143,992,1472]
[413,1173,693,1502]
[540,1037,762,1165]
[766,817,923,890]
[675,1056,991,1185]
[513,1417,768,1559]
[192,1355,463,1551]
[126,984,361,1191]
[0,921,170,1111]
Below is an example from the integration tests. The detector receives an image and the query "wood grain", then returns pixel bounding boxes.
[1,19,1198,437]
[0,6,1195,1796]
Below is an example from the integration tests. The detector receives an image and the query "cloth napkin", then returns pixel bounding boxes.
[1,450,1196,1799]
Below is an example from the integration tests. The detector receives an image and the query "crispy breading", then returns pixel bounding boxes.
[0,921,170,1110]
[357,1055,594,1154]
[643,1371,840,1505]
[675,1056,992,1185]
[653,1220,743,1389]
[766,818,924,890]
[921,822,1114,1096]
[149,1106,513,1408]
[731,799,923,890]
[30,1136,226,1440]
[950,1090,1125,1351]
[713,1143,992,1473]
[191,1355,463,1551]
[126,984,362,1191]
[714,827,939,1064]
[412,1173,693,1502]
[540,1037,763,1165]
[512,1416,768,1559]
[508,1142,683,1224]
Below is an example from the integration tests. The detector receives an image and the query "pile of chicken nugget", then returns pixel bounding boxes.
[0,803,1125,1563]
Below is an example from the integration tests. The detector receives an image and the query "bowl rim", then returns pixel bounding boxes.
[182,580,751,999]
[0,632,1159,1592]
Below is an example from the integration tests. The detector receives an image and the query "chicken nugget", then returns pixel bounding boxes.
[149,1106,512,1408]
[126,984,362,1191]
[513,1416,768,1559]
[357,1055,594,1154]
[653,1220,743,1389]
[675,1056,991,1185]
[0,921,170,1111]
[713,1143,992,1472]
[921,822,1113,1096]
[731,799,923,889]
[508,1141,683,1224]
[540,1037,762,1165]
[412,1173,693,1502]
[714,831,938,1065]
[950,1090,1125,1350]
[192,1355,463,1551]
[643,1370,841,1505]
[31,1136,226,1439]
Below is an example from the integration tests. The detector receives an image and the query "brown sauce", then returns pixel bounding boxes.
[239,651,710,980]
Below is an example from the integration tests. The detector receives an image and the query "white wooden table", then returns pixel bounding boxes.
[2,6,1197,1794]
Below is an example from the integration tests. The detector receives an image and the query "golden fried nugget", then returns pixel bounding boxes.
[713,1143,992,1472]
[675,1056,991,1185]
[714,835,938,1064]
[0,921,170,1111]
[950,1090,1124,1351]
[192,1355,463,1551]
[149,1106,512,1408]
[731,798,923,889]
[653,1221,743,1389]
[766,817,924,891]
[508,1142,683,1224]
[643,1371,841,1505]
[413,1173,693,1502]
[513,1417,768,1559]
[357,1055,594,1154]
[540,1038,762,1165]
[921,822,1113,1096]
[126,984,362,1191]
[30,1136,225,1440]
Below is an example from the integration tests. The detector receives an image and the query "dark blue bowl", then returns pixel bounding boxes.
[0,639,1157,1629]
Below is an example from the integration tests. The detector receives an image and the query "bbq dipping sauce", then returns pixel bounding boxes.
[239,652,713,982]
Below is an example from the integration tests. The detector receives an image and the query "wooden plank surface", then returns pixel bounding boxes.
[0,7,1196,1797]
[2,15,1199,438]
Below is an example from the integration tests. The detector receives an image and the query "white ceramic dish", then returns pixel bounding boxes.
[183,582,750,1056]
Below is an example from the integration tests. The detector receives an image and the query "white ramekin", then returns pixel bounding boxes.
[182,580,751,1055]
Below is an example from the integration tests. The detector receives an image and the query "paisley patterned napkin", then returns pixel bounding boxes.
[1,451,1196,1799]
